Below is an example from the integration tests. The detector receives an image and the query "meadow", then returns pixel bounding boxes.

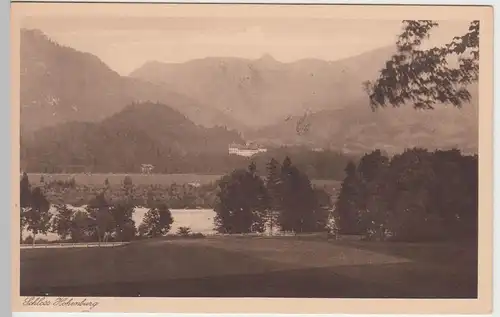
[20,236,477,298]
[27,173,224,186]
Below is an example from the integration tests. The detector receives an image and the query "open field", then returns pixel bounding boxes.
[27,173,342,188]
[20,236,477,298]
[27,173,223,186]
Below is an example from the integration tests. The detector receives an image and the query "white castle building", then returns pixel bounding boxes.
[228,142,267,157]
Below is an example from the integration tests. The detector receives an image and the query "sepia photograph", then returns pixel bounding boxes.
[11,2,493,314]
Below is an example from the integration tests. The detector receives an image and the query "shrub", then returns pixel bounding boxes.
[177,226,192,236]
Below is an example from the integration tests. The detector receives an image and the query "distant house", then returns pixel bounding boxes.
[228,142,267,157]
[141,164,154,174]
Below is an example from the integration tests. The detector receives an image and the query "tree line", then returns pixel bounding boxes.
[20,147,477,244]
[213,157,334,234]
[251,147,358,180]
[22,146,358,181]
[20,173,182,244]
[20,155,336,244]
[335,148,478,242]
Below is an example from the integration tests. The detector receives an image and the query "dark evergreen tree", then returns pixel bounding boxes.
[335,161,362,234]
[278,157,325,233]
[265,158,282,234]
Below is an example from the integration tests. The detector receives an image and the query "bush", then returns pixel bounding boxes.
[177,226,192,236]
[22,236,34,244]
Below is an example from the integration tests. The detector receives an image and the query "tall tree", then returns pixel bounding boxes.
[122,175,134,198]
[110,200,136,241]
[86,192,114,245]
[51,204,74,240]
[312,188,333,232]
[430,149,477,240]
[138,203,173,238]
[356,150,390,239]
[335,161,362,235]
[25,187,52,245]
[265,158,282,235]
[384,148,442,241]
[364,20,479,110]
[70,211,93,243]
[278,157,323,233]
[20,172,31,242]
[214,163,268,234]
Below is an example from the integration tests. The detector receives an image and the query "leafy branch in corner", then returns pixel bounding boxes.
[363,20,479,110]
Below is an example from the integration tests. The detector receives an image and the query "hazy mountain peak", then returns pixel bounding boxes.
[21,30,242,132]
[257,53,278,63]
[21,28,47,39]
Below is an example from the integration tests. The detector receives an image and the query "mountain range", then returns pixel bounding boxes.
[20,29,241,134]
[20,28,478,166]
[129,47,398,128]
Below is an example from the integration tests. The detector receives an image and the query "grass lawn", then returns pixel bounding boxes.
[20,236,477,298]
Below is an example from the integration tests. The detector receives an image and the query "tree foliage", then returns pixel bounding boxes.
[20,172,31,241]
[278,157,329,233]
[364,20,479,110]
[86,192,115,243]
[334,161,362,234]
[24,187,52,244]
[51,204,74,240]
[138,203,173,238]
[177,226,192,236]
[335,148,478,241]
[110,200,136,241]
[69,211,94,242]
[214,163,268,234]
[265,158,282,234]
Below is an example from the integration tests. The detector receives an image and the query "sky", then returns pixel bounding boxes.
[22,16,472,76]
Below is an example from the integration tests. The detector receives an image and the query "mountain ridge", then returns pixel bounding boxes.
[129,45,399,127]
[21,28,478,156]
[20,101,245,173]
[20,28,243,134]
